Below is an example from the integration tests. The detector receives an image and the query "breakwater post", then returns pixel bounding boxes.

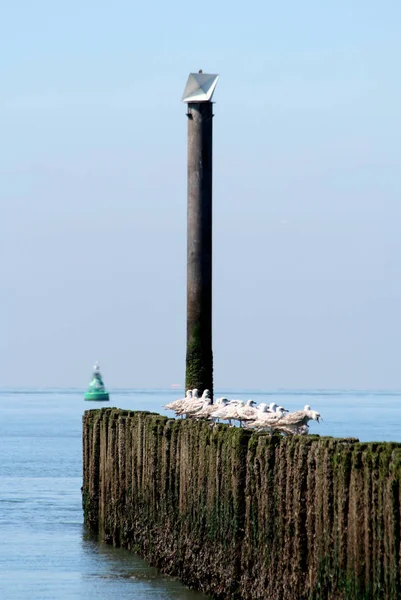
[183,72,219,399]
[83,408,401,600]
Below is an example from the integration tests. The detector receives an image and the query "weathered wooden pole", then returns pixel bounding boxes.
[182,72,219,399]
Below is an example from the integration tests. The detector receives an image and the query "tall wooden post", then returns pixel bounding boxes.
[182,72,219,399]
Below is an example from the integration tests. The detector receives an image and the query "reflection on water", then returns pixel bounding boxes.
[81,532,207,598]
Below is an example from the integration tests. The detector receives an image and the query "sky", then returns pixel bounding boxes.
[1,0,401,389]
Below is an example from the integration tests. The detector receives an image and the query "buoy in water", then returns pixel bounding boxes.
[84,362,110,401]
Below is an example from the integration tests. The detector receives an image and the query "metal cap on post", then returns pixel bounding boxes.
[183,71,219,401]
[182,71,219,103]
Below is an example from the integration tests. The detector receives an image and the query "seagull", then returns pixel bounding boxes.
[223,400,247,426]
[194,397,227,419]
[268,402,289,413]
[247,406,287,430]
[175,396,200,417]
[210,399,244,426]
[164,389,192,411]
[186,397,213,417]
[273,405,322,433]
[209,399,231,422]
[237,400,259,422]
[175,389,211,417]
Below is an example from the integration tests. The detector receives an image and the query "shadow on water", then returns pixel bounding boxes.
[81,530,210,599]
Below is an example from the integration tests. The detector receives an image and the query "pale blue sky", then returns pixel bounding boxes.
[1,1,400,389]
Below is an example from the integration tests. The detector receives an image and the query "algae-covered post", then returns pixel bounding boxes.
[83,410,401,600]
[183,71,219,400]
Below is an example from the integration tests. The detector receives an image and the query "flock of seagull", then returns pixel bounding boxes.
[164,389,322,436]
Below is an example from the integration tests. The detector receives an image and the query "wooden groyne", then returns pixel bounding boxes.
[82,408,401,599]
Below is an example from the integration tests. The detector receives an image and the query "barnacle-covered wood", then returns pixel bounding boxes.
[82,408,401,600]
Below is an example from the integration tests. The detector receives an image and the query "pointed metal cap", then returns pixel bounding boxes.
[182,72,219,103]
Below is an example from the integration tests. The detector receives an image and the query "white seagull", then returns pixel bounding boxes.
[164,389,192,411]
[175,389,211,418]
[194,397,227,419]
[185,397,213,417]
[210,399,244,425]
[247,406,287,430]
[273,405,322,434]
[237,400,259,423]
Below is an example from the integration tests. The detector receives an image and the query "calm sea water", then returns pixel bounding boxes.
[1,388,400,599]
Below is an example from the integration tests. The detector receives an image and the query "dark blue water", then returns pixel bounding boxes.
[1,388,400,599]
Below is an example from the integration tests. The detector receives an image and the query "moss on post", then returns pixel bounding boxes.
[83,409,401,600]
[185,323,213,396]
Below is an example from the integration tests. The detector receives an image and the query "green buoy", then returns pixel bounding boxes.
[84,362,110,401]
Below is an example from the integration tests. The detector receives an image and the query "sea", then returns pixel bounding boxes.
[1,388,401,600]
